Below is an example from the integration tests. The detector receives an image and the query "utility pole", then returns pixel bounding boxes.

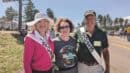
[18,0,22,32]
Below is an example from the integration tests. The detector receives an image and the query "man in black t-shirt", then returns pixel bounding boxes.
[75,10,110,73]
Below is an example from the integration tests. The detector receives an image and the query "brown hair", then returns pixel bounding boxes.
[55,18,74,32]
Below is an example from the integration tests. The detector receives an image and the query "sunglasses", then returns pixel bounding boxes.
[59,25,70,29]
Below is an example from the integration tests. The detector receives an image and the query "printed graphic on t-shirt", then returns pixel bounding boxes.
[59,45,77,68]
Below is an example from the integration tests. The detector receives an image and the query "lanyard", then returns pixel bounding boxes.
[42,41,54,60]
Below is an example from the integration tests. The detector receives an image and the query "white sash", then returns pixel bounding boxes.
[78,27,106,71]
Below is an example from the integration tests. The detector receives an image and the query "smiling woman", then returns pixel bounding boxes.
[24,13,54,73]
[53,18,78,73]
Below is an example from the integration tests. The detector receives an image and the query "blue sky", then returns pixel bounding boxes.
[0,0,130,24]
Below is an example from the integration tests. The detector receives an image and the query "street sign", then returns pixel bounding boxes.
[2,0,18,3]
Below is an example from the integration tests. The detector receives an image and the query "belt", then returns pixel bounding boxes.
[58,65,77,71]
[79,61,98,66]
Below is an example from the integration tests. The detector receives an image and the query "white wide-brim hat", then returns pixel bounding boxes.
[26,13,52,26]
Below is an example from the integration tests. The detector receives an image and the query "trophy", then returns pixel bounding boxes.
[76,27,86,43]
[76,27,94,53]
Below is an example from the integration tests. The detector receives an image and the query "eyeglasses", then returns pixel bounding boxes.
[59,26,70,29]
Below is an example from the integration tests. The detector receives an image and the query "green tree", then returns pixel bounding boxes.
[24,0,39,22]
[102,16,107,29]
[106,14,112,26]
[97,14,110,29]
[46,8,55,19]
[124,19,128,27]
[5,6,18,21]
[46,8,57,23]
[114,18,119,25]
[97,14,103,25]
[119,18,124,27]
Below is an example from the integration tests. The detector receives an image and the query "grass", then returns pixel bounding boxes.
[0,32,23,73]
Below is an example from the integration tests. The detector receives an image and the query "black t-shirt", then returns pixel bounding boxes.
[53,37,77,69]
[75,26,109,63]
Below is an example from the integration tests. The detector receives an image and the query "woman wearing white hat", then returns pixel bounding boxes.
[24,13,54,73]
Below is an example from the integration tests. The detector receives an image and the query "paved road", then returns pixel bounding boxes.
[109,36,130,73]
